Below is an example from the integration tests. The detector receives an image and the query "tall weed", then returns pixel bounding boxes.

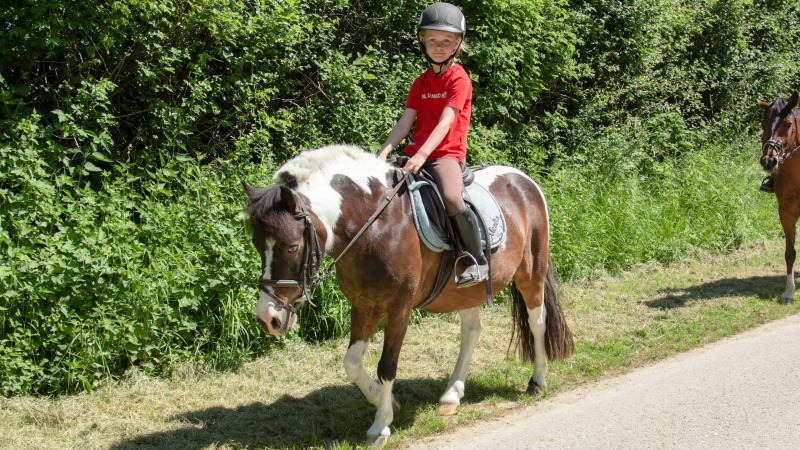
[546,132,777,280]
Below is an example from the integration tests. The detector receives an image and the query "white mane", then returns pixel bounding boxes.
[274,144,392,191]
[273,144,394,252]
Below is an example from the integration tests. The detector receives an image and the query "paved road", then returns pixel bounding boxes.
[403,314,800,450]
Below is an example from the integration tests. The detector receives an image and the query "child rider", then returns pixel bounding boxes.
[377,2,488,288]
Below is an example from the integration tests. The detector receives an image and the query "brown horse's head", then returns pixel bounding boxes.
[757,92,799,173]
[242,181,323,336]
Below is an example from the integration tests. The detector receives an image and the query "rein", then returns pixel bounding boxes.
[260,172,408,308]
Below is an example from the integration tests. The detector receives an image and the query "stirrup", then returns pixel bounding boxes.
[454,253,488,288]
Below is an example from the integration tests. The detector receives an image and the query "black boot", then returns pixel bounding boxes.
[451,208,489,288]
[760,175,775,193]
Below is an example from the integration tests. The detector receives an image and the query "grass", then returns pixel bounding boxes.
[2,239,799,449]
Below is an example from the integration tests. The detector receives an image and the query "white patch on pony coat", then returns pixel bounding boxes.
[474,165,551,241]
[367,379,394,440]
[344,340,381,406]
[527,304,549,387]
[275,145,395,252]
[783,270,796,300]
[440,307,481,407]
[255,237,276,319]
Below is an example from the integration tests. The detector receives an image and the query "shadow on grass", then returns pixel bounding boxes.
[643,275,785,309]
[107,376,522,449]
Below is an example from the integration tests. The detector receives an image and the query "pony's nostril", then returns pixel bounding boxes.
[271,317,281,331]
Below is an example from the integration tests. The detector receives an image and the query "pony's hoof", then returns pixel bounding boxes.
[366,434,389,447]
[526,378,544,396]
[438,402,458,416]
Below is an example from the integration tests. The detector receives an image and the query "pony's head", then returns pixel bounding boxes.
[242,181,323,336]
[757,92,799,173]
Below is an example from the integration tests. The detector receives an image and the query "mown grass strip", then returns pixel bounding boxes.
[2,241,798,449]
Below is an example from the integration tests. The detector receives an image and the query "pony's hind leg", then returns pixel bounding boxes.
[526,301,548,393]
[439,306,481,416]
[509,278,549,394]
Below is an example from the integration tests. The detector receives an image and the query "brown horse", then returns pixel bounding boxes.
[242,145,573,444]
[758,92,800,301]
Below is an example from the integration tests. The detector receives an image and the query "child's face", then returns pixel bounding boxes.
[420,30,461,63]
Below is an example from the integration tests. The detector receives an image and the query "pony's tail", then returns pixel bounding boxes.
[510,263,574,362]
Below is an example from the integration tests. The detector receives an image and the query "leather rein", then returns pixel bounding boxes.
[258,171,407,312]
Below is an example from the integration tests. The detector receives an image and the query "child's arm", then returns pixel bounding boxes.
[377,109,417,159]
[402,106,458,174]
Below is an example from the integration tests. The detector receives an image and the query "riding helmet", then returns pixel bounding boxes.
[418,2,466,36]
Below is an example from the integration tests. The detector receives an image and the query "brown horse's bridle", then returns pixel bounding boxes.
[257,174,408,310]
[763,109,800,169]
[258,204,322,312]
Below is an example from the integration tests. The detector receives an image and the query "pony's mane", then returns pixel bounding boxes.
[768,96,800,120]
[770,97,789,116]
[274,144,388,189]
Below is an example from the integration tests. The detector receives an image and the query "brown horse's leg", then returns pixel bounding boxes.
[779,207,798,301]
[438,306,481,416]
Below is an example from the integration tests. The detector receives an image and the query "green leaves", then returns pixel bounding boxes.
[1,0,798,396]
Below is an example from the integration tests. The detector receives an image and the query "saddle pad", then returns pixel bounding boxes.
[407,174,507,252]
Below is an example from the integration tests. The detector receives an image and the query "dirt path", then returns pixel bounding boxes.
[402,313,800,449]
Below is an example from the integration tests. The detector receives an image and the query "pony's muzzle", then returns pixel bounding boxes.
[761,155,779,172]
[255,300,297,336]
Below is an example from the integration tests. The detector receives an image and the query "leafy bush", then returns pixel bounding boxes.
[1,0,798,395]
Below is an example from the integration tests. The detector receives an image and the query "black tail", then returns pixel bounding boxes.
[510,263,574,362]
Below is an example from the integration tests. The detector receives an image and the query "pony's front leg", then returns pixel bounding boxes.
[365,379,395,445]
[439,307,481,416]
[779,208,797,301]
[344,341,381,406]
[344,340,401,446]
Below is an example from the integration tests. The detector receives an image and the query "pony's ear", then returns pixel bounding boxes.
[242,180,258,199]
[789,92,799,109]
[757,99,771,110]
[279,184,303,215]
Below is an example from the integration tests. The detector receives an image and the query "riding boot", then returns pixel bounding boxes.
[451,208,489,288]
[760,175,775,193]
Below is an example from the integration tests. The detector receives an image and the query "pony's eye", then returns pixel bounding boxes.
[288,245,299,253]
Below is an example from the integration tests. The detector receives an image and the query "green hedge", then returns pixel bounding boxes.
[1,0,798,395]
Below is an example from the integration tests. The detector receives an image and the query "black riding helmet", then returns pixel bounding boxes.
[417,2,465,71]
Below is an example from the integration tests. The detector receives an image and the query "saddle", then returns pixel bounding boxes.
[390,156,508,308]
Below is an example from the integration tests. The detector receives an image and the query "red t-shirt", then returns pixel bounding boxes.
[403,64,472,163]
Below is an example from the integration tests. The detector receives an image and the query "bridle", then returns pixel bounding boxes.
[257,173,407,312]
[763,107,800,169]
[257,202,322,313]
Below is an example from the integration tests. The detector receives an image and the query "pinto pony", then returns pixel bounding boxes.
[758,92,800,301]
[242,145,573,444]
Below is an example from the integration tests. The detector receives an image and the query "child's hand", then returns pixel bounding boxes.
[402,154,427,174]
